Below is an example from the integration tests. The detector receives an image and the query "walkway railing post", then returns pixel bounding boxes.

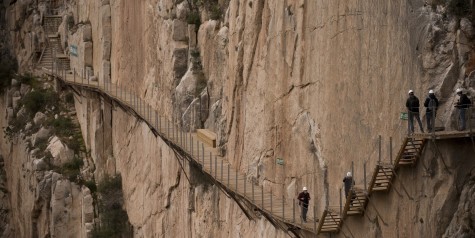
[292,198,295,222]
[252,181,254,202]
[197,140,200,162]
[191,137,194,157]
[282,196,285,220]
[221,159,223,181]
[270,192,273,214]
[313,206,317,233]
[227,164,230,187]
[73,69,76,82]
[210,151,212,175]
[390,137,393,165]
[351,161,354,184]
[339,187,342,215]
[378,135,382,163]
[261,185,264,208]
[215,156,217,178]
[235,171,238,191]
[244,174,246,197]
[364,162,367,191]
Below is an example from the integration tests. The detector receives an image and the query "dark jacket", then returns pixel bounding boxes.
[406,95,420,113]
[456,94,472,109]
[343,176,354,197]
[297,191,310,207]
[424,94,439,113]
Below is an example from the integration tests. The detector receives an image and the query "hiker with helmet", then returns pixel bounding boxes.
[406,90,424,134]
[424,90,439,132]
[297,187,311,222]
[455,88,472,131]
[343,172,355,199]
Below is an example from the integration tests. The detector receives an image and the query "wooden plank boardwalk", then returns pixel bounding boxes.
[43,66,475,236]
[45,68,320,233]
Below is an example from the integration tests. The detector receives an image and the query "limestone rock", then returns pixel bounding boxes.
[173,19,188,42]
[25,122,33,131]
[33,112,47,125]
[102,41,111,60]
[16,107,28,120]
[33,158,48,171]
[173,47,189,82]
[12,96,21,109]
[82,188,94,223]
[83,42,93,67]
[46,136,74,166]
[31,127,51,147]
[11,78,19,87]
[19,84,31,96]
[176,2,189,20]
[83,24,92,42]
[460,18,474,39]
[6,107,14,123]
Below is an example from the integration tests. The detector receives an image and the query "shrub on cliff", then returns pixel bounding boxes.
[0,59,16,94]
[92,175,132,238]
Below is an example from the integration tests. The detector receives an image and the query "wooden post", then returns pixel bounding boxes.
[227,164,230,187]
[221,160,223,181]
[215,156,217,178]
[210,151,212,175]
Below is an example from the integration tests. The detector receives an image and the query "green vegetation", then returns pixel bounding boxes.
[0,59,16,94]
[21,88,59,115]
[185,0,229,28]
[431,0,473,17]
[55,157,84,182]
[92,175,132,238]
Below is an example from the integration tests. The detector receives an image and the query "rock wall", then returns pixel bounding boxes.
[0,83,94,238]
[2,0,475,237]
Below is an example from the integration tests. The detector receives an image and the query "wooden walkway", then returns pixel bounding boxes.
[42,60,475,238]
[44,67,475,236]
[45,68,321,234]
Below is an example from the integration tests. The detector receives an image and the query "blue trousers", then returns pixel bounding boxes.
[408,111,423,133]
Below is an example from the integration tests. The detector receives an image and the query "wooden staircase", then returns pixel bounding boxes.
[317,209,342,233]
[46,65,469,237]
[343,188,368,217]
[394,137,426,168]
[38,16,70,71]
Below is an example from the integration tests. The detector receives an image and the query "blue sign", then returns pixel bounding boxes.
[69,45,78,57]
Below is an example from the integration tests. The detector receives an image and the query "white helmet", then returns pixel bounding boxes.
[347,172,352,177]
[303,187,307,191]
[408,90,414,94]
[456,88,463,93]
[429,90,434,94]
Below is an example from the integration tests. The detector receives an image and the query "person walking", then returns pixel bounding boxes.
[297,187,311,222]
[343,172,354,199]
[455,88,472,131]
[406,90,424,134]
[424,90,439,132]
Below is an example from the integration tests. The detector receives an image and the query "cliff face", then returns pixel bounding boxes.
[1,0,475,237]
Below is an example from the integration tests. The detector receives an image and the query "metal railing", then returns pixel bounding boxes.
[45,64,320,233]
